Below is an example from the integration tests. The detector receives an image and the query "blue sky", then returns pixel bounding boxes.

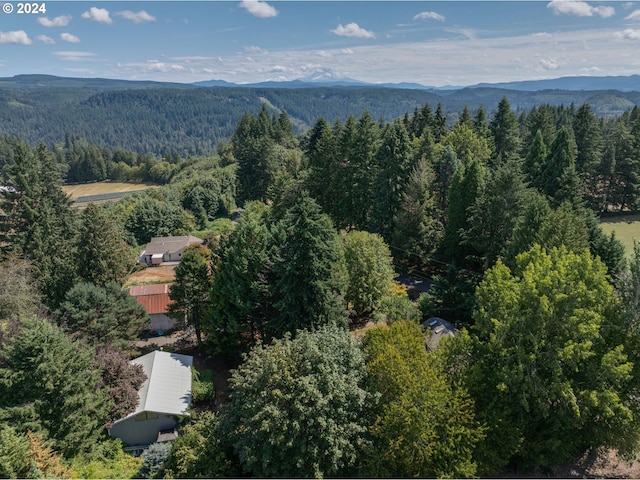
[1,1,640,86]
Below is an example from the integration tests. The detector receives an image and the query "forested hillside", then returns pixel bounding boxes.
[2,74,640,156]
[2,90,640,478]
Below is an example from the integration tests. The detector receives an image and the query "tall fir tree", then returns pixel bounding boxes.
[464,157,528,269]
[169,246,212,345]
[208,202,273,352]
[0,317,110,458]
[268,193,348,339]
[440,158,486,266]
[524,129,547,187]
[370,120,413,241]
[489,97,520,162]
[0,142,78,309]
[391,155,443,264]
[77,203,134,287]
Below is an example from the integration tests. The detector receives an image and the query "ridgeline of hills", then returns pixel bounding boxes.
[1,73,639,156]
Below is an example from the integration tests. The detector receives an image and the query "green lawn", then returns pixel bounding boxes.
[600,215,640,257]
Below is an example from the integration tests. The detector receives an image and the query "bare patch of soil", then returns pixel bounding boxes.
[126,265,176,285]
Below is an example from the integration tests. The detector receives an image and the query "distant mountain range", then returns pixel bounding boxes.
[193,74,640,92]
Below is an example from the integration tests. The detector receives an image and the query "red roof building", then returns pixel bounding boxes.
[129,283,176,332]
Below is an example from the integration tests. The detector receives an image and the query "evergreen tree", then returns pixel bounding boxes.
[524,129,547,187]
[504,189,551,265]
[391,156,443,264]
[208,202,273,352]
[77,203,134,287]
[350,111,380,229]
[440,158,486,266]
[464,157,527,269]
[169,246,212,345]
[540,127,581,206]
[305,117,340,219]
[0,317,110,458]
[0,142,78,308]
[537,201,590,253]
[604,119,639,210]
[370,120,413,240]
[334,114,359,229]
[573,103,602,204]
[489,97,520,162]
[433,103,447,141]
[0,425,30,479]
[433,145,461,218]
[268,193,348,338]
[232,108,277,202]
[522,104,555,155]
[457,105,474,128]
[56,281,148,349]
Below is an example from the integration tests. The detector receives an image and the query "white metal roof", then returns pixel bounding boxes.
[113,350,193,425]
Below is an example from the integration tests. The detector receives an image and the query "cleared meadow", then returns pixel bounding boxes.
[600,214,640,257]
[62,181,158,207]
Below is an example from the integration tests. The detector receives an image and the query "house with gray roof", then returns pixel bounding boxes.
[423,317,456,351]
[138,235,203,266]
[107,350,193,447]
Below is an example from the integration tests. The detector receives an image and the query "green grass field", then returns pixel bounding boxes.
[600,215,640,257]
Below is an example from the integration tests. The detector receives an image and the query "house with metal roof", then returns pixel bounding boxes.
[107,350,193,447]
[139,235,203,266]
[129,283,176,333]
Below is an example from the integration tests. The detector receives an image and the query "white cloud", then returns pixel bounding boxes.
[53,51,96,61]
[547,0,615,18]
[539,58,559,70]
[244,45,268,54]
[413,11,446,22]
[580,66,602,73]
[37,35,55,44]
[60,33,80,43]
[171,56,217,62]
[331,22,375,39]
[625,9,640,20]
[116,10,156,24]
[239,0,278,18]
[118,60,186,73]
[37,15,72,27]
[0,30,32,45]
[81,7,112,24]
[617,28,640,39]
[594,5,616,17]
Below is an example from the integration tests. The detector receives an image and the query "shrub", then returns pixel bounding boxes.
[191,367,215,404]
[138,443,171,479]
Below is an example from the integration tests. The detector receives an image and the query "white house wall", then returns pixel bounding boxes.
[109,413,177,447]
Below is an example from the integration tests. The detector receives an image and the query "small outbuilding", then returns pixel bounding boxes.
[108,350,193,448]
[139,235,203,266]
[129,283,176,333]
[423,317,456,351]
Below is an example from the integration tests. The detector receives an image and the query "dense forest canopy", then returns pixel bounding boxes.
[2,83,640,478]
[2,74,640,156]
